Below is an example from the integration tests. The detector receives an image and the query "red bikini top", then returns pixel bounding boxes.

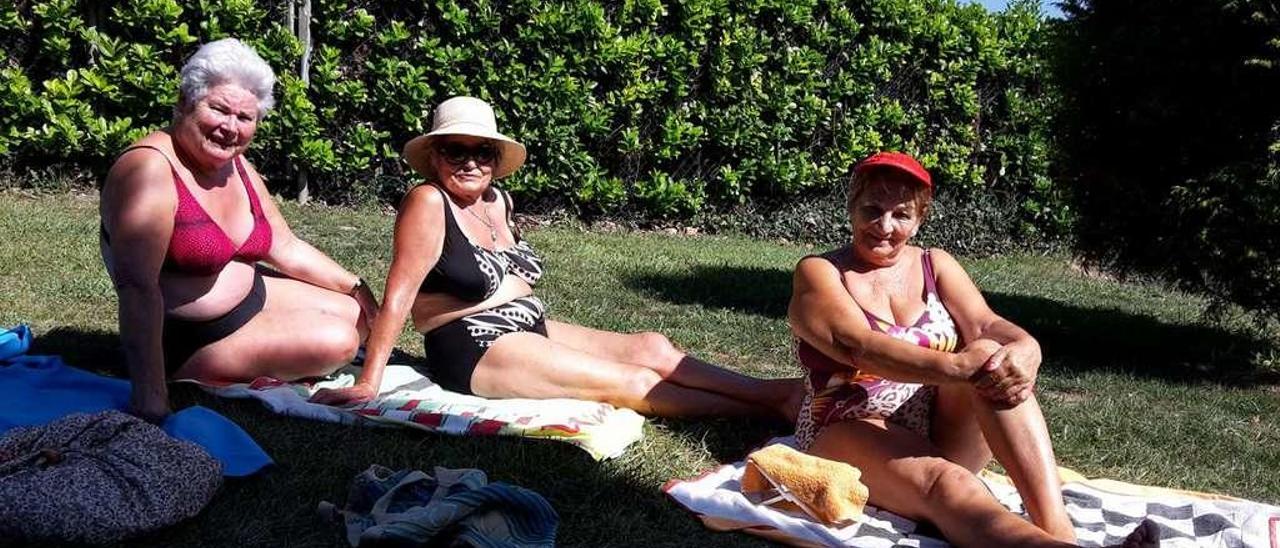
[115,146,273,276]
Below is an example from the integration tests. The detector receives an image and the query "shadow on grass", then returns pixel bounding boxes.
[656,416,794,464]
[27,326,125,376]
[13,327,770,547]
[108,387,775,548]
[623,265,793,318]
[986,292,1278,386]
[623,265,1277,386]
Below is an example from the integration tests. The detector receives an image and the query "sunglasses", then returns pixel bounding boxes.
[434,142,498,165]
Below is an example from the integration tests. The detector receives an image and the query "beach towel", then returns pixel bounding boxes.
[0,353,271,477]
[318,464,558,547]
[193,364,645,460]
[664,437,1280,547]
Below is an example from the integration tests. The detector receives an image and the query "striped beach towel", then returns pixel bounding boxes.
[664,437,1280,547]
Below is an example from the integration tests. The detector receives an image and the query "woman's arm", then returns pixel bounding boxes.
[931,249,1041,404]
[310,185,447,405]
[240,161,363,291]
[788,253,999,384]
[239,160,378,322]
[100,151,178,423]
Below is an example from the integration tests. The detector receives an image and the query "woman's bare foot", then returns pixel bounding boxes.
[1111,519,1160,548]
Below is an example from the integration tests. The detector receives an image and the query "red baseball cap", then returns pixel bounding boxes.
[853,151,932,189]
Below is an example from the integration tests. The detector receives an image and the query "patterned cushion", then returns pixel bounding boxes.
[0,410,222,543]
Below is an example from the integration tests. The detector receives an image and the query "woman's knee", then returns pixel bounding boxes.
[616,366,664,405]
[338,292,362,322]
[919,458,985,509]
[315,289,361,322]
[307,319,360,365]
[629,331,683,370]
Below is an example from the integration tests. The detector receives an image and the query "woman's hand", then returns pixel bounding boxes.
[972,338,1041,407]
[309,382,378,406]
[956,338,1002,377]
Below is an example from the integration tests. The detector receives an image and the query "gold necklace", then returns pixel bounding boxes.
[464,200,498,245]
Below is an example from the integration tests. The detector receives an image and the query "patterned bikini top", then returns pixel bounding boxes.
[861,249,958,353]
[418,185,544,302]
[795,249,958,375]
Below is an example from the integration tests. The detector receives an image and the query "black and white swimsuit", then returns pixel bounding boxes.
[419,184,546,393]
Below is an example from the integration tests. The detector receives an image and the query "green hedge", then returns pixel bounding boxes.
[1055,0,1280,313]
[1,0,1063,239]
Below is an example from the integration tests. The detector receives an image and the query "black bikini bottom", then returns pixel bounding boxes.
[163,272,266,374]
[422,296,547,394]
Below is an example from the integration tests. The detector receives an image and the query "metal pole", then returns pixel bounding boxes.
[293,0,313,203]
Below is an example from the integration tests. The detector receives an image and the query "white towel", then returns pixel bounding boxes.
[664,437,1280,547]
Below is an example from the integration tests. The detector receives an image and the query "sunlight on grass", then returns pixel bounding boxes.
[0,191,1276,547]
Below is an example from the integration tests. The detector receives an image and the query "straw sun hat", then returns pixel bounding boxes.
[402,96,527,180]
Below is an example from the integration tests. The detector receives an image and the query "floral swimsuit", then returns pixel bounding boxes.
[794,249,960,450]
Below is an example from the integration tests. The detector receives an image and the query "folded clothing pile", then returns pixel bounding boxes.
[319,464,558,547]
[0,410,223,544]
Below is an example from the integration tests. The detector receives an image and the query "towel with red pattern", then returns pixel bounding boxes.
[190,364,644,461]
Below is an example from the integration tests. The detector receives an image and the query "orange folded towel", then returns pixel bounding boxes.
[740,444,869,525]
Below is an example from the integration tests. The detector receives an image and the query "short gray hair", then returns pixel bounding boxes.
[177,38,276,117]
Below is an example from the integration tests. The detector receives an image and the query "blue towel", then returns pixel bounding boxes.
[0,354,272,477]
[0,325,32,361]
[162,406,273,477]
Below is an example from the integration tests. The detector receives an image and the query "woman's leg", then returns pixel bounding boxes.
[544,319,802,419]
[932,383,1076,542]
[469,331,768,417]
[175,276,361,382]
[810,418,1075,548]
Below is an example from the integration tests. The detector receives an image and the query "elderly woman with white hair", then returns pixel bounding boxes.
[99,38,378,422]
[311,96,800,420]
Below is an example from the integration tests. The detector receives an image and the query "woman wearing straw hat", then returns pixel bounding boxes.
[787,152,1158,547]
[311,96,799,418]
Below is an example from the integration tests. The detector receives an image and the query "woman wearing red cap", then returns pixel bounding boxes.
[788,152,1157,547]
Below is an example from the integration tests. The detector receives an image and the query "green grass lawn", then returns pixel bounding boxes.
[1,190,1278,547]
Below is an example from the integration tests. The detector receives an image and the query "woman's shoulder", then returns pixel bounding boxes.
[919,246,957,264]
[105,134,179,196]
[795,246,849,279]
[117,131,176,160]
[397,184,448,223]
[799,245,849,267]
[920,247,966,279]
[404,183,446,206]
